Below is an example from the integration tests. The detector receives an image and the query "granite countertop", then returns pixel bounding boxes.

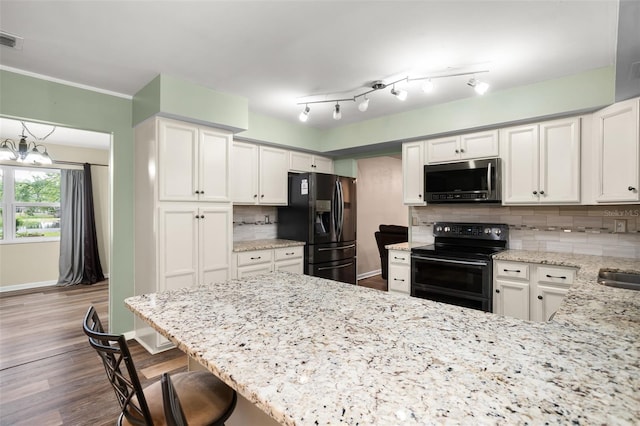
[126,252,640,425]
[384,241,423,251]
[233,239,305,252]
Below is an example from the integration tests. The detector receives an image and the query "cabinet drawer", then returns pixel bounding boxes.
[495,261,529,280]
[274,246,303,261]
[388,264,410,293]
[537,266,575,285]
[236,249,273,266]
[389,250,410,265]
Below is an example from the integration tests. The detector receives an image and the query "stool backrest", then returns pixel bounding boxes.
[83,306,153,426]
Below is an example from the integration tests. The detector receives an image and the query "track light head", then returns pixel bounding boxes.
[467,78,489,95]
[299,105,310,122]
[358,96,369,112]
[333,103,342,120]
[390,86,408,101]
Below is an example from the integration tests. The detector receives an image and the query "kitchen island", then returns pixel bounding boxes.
[125,260,640,425]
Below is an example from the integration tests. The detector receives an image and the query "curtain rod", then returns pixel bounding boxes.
[54,160,109,167]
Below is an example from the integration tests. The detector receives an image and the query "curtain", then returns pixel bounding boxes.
[58,163,105,286]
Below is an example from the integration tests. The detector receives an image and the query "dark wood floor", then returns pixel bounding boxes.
[357,273,387,291]
[0,282,186,426]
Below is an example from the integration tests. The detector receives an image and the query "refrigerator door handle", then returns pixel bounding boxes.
[337,179,344,240]
[317,244,356,251]
[317,262,354,271]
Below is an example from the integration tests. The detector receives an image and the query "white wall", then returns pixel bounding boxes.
[0,144,110,289]
[356,156,408,277]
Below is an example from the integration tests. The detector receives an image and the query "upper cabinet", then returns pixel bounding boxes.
[501,117,581,205]
[592,97,639,203]
[289,151,334,174]
[157,118,231,202]
[231,141,289,205]
[402,141,426,205]
[425,130,499,164]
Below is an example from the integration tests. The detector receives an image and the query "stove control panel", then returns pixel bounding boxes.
[433,222,509,240]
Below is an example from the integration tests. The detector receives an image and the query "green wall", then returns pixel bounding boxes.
[0,69,135,334]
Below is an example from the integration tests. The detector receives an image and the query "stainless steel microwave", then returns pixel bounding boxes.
[424,158,501,203]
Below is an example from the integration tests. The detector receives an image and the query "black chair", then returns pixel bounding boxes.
[83,306,236,426]
[374,224,409,279]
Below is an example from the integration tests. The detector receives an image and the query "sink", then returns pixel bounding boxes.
[597,270,640,291]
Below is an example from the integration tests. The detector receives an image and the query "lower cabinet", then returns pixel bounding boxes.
[388,249,411,294]
[232,246,304,279]
[494,261,576,322]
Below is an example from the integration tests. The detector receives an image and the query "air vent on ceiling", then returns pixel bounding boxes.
[0,31,24,50]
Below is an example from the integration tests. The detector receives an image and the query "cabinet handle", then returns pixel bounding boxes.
[418,194,422,198]
[393,256,405,260]
[285,252,295,256]
[311,164,316,168]
[253,194,258,198]
[629,186,637,192]
[546,274,567,279]
[455,149,459,153]
[195,215,201,219]
[540,190,545,195]
[195,190,200,194]
[250,256,262,260]
[394,278,405,282]
[495,289,500,293]
[261,194,265,198]
[537,295,543,300]
[533,190,538,195]
[460,148,465,153]
[503,269,521,273]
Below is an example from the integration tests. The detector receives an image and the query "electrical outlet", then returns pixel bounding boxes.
[614,219,627,233]
[412,216,418,226]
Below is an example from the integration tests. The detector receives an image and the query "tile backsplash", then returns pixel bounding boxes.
[233,205,278,241]
[411,204,640,259]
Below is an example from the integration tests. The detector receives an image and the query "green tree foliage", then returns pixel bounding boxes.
[15,171,60,203]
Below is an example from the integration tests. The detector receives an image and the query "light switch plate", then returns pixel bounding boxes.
[614,219,627,233]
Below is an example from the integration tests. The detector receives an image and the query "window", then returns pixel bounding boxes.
[0,165,61,243]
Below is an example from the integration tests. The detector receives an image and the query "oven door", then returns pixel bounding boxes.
[411,254,492,312]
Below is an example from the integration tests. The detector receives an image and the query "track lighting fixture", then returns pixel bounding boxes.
[467,77,490,95]
[390,85,408,101]
[358,96,369,112]
[299,104,310,122]
[333,103,342,120]
[296,69,489,122]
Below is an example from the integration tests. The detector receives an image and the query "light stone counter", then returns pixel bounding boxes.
[233,239,305,252]
[385,241,425,251]
[126,264,640,425]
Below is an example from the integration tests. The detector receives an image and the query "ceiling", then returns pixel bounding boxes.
[0,1,630,137]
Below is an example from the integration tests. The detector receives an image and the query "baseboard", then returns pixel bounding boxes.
[357,269,382,281]
[0,273,110,293]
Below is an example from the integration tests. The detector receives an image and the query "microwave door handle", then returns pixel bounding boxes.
[487,162,492,193]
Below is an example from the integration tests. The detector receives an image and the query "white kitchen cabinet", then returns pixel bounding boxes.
[134,116,233,353]
[157,118,231,202]
[232,245,304,278]
[426,130,499,164]
[493,260,576,322]
[289,151,334,174]
[501,117,580,204]
[387,249,410,294]
[231,141,289,205]
[593,97,639,203]
[402,141,426,205]
[494,261,530,320]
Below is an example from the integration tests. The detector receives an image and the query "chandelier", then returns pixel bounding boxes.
[0,122,55,165]
[298,69,489,122]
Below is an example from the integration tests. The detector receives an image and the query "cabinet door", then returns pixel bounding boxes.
[313,156,334,174]
[594,98,640,203]
[533,285,568,322]
[289,151,313,172]
[159,205,198,290]
[199,205,231,286]
[237,263,273,279]
[502,125,540,204]
[274,259,304,274]
[402,141,426,204]
[425,136,459,164]
[231,141,259,203]
[388,264,410,294]
[259,146,289,205]
[539,118,581,203]
[158,120,198,201]
[199,127,231,202]
[494,279,530,320]
[460,130,499,160]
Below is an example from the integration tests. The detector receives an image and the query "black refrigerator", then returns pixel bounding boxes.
[278,172,357,284]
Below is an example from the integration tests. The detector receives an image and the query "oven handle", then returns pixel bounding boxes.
[412,255,488,267]
[318,244,356,251]
[317,262,353,271]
